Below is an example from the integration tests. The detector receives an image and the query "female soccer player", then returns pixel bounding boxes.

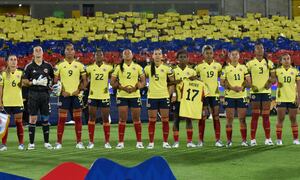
[110,49,146,149]
[0,55,24,151]
[86,50,114,149]
[275,53,300,145]
[195,45,223,147]
[144,48,175,149]
[171,50,197,148]
[246,43,276,146]
[220,49,251,147]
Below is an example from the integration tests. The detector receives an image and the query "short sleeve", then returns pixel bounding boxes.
[80,63,86,75]
[144,66,150,77]
[0,74,3,86]
[268,60,275,71]
[195,65,200,76]
[112,65,120,77]
[218,63,222,72]
[220,68,226,80]
[137,65,144,77]
[244,66,250,76]
[86,65,91,75]
[54,64,60,77]
[167,66,174,77]
[296,69,300,80]
[246,61,251,72]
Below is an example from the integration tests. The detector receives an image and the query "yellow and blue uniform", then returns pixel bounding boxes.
[179,79,208,119]
[86,63,113,108]
[0,70,23,114]
[195,60,222,107]
[144,64,174,110]
[221,63,249,109]
[246,58,275,102]
[173,65,197,113]
[275,66,300,109]
[112,62,144,108]
[54,60,86,109]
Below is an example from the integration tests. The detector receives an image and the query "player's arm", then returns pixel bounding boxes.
[168,75,176,101]
[296,73,300,106]
[22,66,33,87]
[136,74,146,90]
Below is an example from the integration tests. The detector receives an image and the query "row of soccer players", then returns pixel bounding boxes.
[0,43,299,151]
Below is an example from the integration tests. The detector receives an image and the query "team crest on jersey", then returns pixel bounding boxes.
[44,68,48,74]
[132,67,136,71]
[239,68,243,71]
[16,75,20,78]
[254,64,257,66]
[186,72,190,76]
[203,67,206,69]
[63,66,66,68]
[93,69,96,71]
[103,68,106,72]
[213,66,216,69]
[251,95,256,99]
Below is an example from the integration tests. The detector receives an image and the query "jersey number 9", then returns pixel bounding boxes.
[68,70,73,76]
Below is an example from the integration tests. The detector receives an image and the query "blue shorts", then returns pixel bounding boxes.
[250,93,271,102]
[116,98,141,108]
[276,102,297,109]
[147,98,170,110]
[224,98,248,109]
[203,97,220,108]
[4,107,24,114]
[58,96,82,109]
[88,99,110,108]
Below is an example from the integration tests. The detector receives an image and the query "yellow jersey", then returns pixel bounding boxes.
[86,63,113,100]
[173,65,197,101]
[195,60,222,97]
[275,66,300,102]
[221,63,249,98]
[179,79,208,119]
[54,60,86,95]
[0,70,23,107]
[112,62,144,98]
[144,64,174,99]
[246,58,275,94]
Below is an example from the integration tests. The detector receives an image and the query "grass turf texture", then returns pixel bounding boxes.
[1,116,300,180]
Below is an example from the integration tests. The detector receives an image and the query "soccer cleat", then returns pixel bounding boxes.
[27,143,35,150]
[250,139,257,146]
[104,143,112,149]
[276,140,283,146]
[44,143,53,150]
[18,144,25,150]
[215,140,224,147]
[136,142,144,149]
[226,141,232,148]
[172,142,179,148]
[76,142,85,149]
[293,139,300,145]
[86,142,94,149]
[0,144,7,151]
[115,142,124,149]
[187,142,196,148]
[264,138,274,146]
[196,141,204,147]
[147,143,154,149]
[162,142,172,149]
[54,143,62,150]
[241,141,249,147]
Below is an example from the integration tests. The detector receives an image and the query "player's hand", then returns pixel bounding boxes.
[252,85,259,92]
[61,91,70,97]
[296,98,300,107]
[277,82,283,88]
[264,81,272,90]
[52,81,62,96]
[125,85,135,93]
[171,95,177,103]
[72,89,81,96]
[174,79,182,84]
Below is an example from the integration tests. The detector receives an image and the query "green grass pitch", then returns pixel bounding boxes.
[1,116,300,179]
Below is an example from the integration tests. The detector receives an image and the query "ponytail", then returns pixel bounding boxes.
[120,59,124,72]
[150,61,156,77]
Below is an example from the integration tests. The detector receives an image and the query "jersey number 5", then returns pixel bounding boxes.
[186,88,199,101]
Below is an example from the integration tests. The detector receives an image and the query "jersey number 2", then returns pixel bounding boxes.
[186,88,199,101]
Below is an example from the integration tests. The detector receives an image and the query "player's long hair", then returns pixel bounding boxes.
[5,54,17,80]
[255,43,269,69]
[151,48,163,77]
